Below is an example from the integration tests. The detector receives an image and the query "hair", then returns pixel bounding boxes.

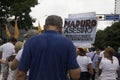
[78,48,86,56]
[24,30,38,39]
[105,47,115,58]
[91,47,96,51]
[14,41,23,53]
[45,15,63,29]
[9,37,17,43]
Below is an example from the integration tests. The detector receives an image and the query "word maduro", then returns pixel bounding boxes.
[64,19,97,33]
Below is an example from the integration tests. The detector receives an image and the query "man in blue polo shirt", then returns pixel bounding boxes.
[16,15,80,80]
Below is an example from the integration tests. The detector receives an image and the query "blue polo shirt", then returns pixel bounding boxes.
[19,30,79,80]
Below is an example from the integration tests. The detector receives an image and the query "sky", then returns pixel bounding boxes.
[30,0,115,30]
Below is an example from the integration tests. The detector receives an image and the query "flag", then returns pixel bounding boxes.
[5,24,11,38]
[14,20,19,39]
[38,21,42,33]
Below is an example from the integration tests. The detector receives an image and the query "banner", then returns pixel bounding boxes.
[38,21,42,33]
[63,13,97,48]
[14,20,19,39]
[5,24,11,38]
[69,12,96,18]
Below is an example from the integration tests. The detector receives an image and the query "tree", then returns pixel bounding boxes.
[94,21,120,51]
[0,0,38,31]
[94,30,105,50]
[0,1,8,37]
[104,21,120,51]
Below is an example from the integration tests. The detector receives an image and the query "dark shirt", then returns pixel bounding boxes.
[114,52,120,65]
[19,30,79,80]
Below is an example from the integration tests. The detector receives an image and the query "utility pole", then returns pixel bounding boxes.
[115,0,120,14]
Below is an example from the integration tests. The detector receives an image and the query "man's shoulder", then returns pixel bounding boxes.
[113,56,118,60]
[58,35,71,42]
[86,52,93,55]
[15,49,23,61]
[1,43,7,46]
[18,48,23,54]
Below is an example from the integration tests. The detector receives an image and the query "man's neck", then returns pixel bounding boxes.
[46,26,59,32]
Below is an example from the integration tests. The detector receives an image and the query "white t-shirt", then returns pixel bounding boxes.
[99,51,104,58]
[15,48,29,76]
[77,55,92,72]
[99,56,119,80]
[7,62,17,80]
[15,48,23,61]
[1,42,15,59]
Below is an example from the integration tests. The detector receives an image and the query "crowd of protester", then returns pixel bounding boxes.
[0,15,120,80]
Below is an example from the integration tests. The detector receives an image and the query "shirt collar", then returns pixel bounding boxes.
[44,30,58,34]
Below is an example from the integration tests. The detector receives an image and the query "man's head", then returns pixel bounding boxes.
[9,37,17,45]
[15,41,23,53]
[78,48,86,56]
[91,47,96,52]
[104,47,115,58]
[24,30,38,40]
[44,15,63,33]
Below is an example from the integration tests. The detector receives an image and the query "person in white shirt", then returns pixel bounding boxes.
[10,30,39,79]
[86,47,98,80]
[11,48,23,70]
[99,47,120,80]
[98,50,104,68]
[11,30,39,70]
[0,37,17,80]
[7,41,23,80]
[77,48,93,80]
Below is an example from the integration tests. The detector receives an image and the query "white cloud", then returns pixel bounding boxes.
[30,0,115,30]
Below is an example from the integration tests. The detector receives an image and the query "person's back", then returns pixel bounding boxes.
[17,15,80,80]
[2,42,15,59]
[99,56,119,80]
[99,47,120,80]
[77,48,93,80]
[1,37,17,59]
[7,41,23,80]
[86,51,98,69]
[21,31,77,80]
[1,37,17,80]
[86,47,98,80]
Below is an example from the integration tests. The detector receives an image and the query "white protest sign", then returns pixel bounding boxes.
[63,13,97,48]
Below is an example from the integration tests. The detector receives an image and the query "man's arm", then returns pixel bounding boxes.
[98,69,102,76]
[88,63,93,75]
[98,59,103,76]
[67,41,81,80]
[0,59,8,64]
[11,59,19,70]
[16,70,26,80]
[69,68,80,80]
[98,57,102,67]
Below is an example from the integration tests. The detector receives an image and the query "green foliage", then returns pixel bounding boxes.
[0,0,38,30]
[94,30,105,50]
[94,21,120,51]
